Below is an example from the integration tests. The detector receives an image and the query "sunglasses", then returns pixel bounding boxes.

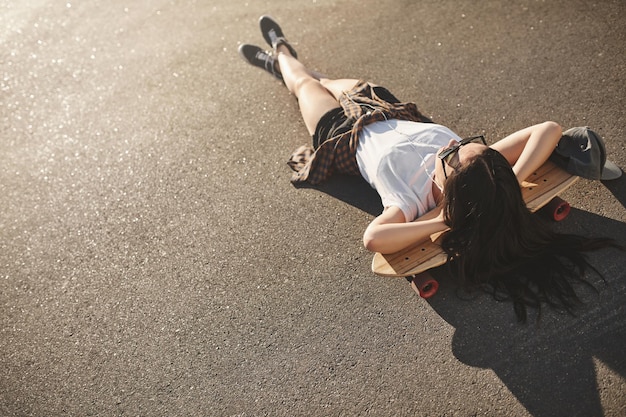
[438,135,487,179]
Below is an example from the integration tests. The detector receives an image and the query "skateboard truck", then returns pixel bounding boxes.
[540,196,571,221]
[406,273,439,298]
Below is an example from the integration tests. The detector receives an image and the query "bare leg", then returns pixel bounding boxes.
[276,44,359,136]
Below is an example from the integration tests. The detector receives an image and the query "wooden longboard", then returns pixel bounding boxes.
[372,161,579,278]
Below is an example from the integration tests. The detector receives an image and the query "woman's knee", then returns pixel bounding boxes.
[290,76,326,98]
[320,78,360,100]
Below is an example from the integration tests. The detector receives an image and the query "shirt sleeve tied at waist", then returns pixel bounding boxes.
[288,80,431,185]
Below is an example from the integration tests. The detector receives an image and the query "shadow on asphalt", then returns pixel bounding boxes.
[602,175,626,211]
[301,173,626,416]
[424,209,626,417]
[293,174,384,216]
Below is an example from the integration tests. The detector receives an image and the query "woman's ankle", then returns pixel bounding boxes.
[276,43,293,57]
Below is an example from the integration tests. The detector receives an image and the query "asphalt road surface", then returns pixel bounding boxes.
[2,1,625,416]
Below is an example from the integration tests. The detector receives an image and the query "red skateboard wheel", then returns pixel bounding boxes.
[543,197,570,221]
[410,273,439,298]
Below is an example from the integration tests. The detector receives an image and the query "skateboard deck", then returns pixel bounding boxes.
[372,161,579,279]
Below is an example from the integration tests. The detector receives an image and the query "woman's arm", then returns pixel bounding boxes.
[490,121,562,182]
[364,122,561,254]
[363,206,447,254]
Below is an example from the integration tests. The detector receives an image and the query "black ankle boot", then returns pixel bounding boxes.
[259,15,298,58]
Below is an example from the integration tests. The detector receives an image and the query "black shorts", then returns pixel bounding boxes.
[312,107,352,149]
[311,85,404,149]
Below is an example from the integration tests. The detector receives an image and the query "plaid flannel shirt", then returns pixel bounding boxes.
[287,80,431,185]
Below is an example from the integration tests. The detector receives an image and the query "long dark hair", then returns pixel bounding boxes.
[441,148,620,322]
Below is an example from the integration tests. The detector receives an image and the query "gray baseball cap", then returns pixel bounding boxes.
[549,126,622,180]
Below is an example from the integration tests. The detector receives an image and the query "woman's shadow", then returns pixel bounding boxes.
[304,176,626,416]
[425,207,626,417]
[293,174,384,216]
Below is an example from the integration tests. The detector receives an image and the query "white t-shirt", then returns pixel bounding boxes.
[356,120,462,222]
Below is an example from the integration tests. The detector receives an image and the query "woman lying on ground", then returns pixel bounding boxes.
[238,16,622,322]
